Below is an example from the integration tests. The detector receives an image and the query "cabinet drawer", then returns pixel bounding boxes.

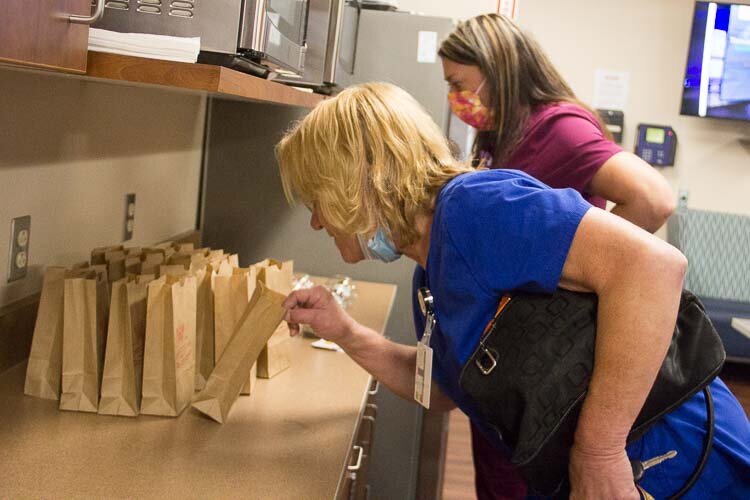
[338,379,380,500]
[0,0,98,73]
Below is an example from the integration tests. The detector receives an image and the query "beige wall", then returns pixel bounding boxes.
[517,0,750,215]
[398,0,497,19]
[0,69,206,307]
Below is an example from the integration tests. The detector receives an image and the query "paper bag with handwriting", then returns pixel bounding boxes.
[24,267,77,400]
[141,275,197,417]
[256,260,294,378]
[213,266,257,394]
[192,284,286,423]
[59,268,110,412]
[98,276,152,416]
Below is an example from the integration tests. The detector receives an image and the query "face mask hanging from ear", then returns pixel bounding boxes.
[357,227,402,263]
[447,79,491,130]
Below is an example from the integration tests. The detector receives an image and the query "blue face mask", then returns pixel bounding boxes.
[357,227,402,263]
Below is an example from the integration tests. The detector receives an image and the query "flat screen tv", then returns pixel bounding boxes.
[681,2,750,121]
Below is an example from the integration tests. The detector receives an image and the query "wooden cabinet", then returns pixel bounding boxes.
[0,0,98,73]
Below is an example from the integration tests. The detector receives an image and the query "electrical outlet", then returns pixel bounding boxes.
[124,193,135,241]
[8,215,30,282]
[678,189,689,208]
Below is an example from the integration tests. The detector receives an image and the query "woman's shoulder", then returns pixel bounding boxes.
[437,170,551,225]
[441,169,545,200]
[526,102,601,133]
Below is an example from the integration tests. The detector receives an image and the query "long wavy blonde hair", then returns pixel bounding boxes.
[275,82,472,246]
[439,13,610,165]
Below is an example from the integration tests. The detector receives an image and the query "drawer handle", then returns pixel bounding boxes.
[347,445,364,471]
[368,380,380,396]
[70,0,105,24]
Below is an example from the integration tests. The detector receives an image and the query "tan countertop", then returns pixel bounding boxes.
[0,278,397,499]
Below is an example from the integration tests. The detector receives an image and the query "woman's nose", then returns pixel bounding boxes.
[310,210,323,231]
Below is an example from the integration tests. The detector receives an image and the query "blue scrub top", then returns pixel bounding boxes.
[411,169,750,497]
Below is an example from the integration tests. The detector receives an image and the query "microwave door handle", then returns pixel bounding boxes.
[252,0,269,51]
[324,0,347,83]
[69,0,105,24]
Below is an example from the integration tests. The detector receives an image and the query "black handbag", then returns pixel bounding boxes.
[458,289,725,497]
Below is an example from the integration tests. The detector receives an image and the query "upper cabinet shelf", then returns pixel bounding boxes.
[85,52,326,109]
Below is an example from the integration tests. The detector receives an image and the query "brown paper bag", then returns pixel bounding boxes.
[206,249,225,264]
[59,268,110,412]
[98,275,152,416]
[124,247,142,258]
[143,244,175,261]
[192,284,286,423]
[160,265,189,278]
[24,267,69,399]
[257,329,292,378]
[105,251,127,284]
[141,275,197,417]
[168,252,206,270]
[213,266,257,394]
[194,267,215,391]
[91,245,124,265]
[125,256,141,275]
[173,242,194,253]
[141,252,165,275]
[256,260,294,378]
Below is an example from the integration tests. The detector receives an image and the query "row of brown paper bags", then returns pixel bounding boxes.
[24,243,294,423]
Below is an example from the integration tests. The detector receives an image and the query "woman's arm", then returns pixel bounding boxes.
[558,207,687,499]
[283,286,457,411]
[588,151,675,233]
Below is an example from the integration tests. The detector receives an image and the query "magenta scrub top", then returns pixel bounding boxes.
[486,102,623,209]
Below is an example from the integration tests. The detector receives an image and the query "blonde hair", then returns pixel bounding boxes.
[275,82,472,246]
[439,13,611,165]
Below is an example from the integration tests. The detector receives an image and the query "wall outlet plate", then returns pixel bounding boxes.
[124,193,135,241]
[678,189,689,208]
[8,215,30,282]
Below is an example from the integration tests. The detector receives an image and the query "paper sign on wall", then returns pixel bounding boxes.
[593,70,630,111]
[417,31,438,64]
[498,0,518,19]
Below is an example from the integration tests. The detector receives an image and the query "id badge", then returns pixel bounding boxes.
[414,341,433,409]
[415,287,435,409]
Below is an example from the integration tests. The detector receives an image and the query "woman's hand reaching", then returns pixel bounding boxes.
[283,285,358,344]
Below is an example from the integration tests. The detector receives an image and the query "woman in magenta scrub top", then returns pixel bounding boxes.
[439,13,677,499]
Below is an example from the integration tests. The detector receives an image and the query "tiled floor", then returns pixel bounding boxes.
[442,363,750,500]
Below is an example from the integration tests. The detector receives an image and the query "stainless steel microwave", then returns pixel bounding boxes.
[93,0,344,88]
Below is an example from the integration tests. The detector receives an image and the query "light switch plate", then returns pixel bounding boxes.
[124,193,135,241]
[8,215,30,282]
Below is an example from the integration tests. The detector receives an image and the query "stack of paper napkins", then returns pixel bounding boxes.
[88,28,200,63]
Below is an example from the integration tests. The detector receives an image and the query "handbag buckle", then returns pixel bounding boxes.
[476,346,498,375]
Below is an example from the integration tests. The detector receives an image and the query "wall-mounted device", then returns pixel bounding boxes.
[635,124,677,167]
[597,109,624,144]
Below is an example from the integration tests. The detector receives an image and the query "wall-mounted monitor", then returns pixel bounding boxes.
[681,2,750,122]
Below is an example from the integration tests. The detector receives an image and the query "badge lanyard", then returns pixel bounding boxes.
[414,287,435,409]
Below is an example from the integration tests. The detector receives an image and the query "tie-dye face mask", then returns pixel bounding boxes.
[447,79,491,130]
